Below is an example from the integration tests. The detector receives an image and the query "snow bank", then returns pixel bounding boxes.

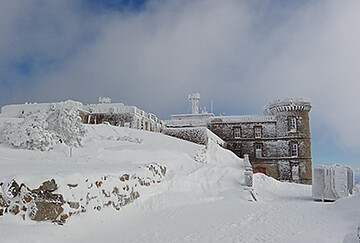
[332,193,360,242]
[253,173,310,201]
[0,124,251,224]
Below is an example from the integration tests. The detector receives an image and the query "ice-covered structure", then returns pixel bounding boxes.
[0,99,164,133]
[312,165,354,201]
[0,101,86,151]
[79,100,163,133]
[166,94,313,184]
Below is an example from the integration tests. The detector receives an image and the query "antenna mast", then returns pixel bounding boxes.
[188,93,200,114]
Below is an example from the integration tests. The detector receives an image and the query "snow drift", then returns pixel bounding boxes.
[0,121,250,224]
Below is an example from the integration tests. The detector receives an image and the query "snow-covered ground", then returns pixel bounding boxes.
[0,124,359,242]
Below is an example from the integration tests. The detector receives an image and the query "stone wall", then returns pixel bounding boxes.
[164,127,225,146]
[0,164,166,224]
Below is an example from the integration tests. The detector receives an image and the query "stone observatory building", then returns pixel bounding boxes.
[166,94,312,184]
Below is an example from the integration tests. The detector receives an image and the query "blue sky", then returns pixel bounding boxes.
[0,0,359,174]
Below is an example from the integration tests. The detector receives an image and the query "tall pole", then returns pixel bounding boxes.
[188,93,200,114]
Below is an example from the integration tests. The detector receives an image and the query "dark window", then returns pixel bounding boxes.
[291,144,298,157]
[234,144,241,157]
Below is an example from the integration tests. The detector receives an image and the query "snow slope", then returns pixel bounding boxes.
[0,124,358,242]
[0,123,250,223]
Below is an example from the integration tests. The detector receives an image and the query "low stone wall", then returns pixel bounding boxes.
[0,164,166,224]
[164,127,225,146]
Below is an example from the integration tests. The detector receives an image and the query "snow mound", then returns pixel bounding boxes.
[253,173,311,201]
[333,194,360,242]
[0,124,251,224]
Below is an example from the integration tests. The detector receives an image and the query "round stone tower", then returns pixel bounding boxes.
[267,98,312,184]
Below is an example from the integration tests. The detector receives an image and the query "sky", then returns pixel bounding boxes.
[0,0,359,173]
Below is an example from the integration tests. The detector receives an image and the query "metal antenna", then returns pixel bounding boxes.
[188,93,200,114]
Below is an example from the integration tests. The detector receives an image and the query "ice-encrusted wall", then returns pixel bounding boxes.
[164,127,225,147]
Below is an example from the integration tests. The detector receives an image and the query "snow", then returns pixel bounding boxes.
[0,100,84,118]
[0,119,358,241]
[0,103,85,151]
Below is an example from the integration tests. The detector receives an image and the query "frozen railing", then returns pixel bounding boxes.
[212,115,275,123]
[165,119,210,127]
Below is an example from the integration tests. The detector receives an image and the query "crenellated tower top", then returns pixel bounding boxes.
[265,98,311,115]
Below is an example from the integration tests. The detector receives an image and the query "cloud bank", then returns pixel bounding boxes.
[1,0,360,158]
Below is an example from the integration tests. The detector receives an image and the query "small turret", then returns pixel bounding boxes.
[265,98,311,138]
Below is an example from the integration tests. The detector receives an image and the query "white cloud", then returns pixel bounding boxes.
[1,0,360,152]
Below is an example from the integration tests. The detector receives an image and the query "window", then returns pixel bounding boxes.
[289,117,297,131]
[234,144,241,157]
[233,127,241,139]
[255,144,262,158]
[291,144,298,157]
[254,126,262,138]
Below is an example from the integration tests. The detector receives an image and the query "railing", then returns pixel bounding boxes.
[212,115,275,123]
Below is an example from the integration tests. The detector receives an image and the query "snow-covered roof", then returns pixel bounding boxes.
[170,113,215,120]
[0,101,162,123]
[166,113,215,127]
[0,100,84,118]
[166,113,276,127]
[211,115,276,123]
[87,103,134,114]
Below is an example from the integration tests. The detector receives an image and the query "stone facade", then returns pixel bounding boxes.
[164,127,226,146]
[166,98,312,184]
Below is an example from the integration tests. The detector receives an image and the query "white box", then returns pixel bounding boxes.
[312,165,354,201]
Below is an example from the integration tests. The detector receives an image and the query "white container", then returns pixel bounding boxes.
[312,165,354,201]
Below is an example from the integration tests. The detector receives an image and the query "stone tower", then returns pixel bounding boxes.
[267,98,312,184]
[166,94,313,184]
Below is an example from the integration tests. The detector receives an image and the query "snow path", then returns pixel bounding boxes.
[0,182,355,243]
[0,125,357,242]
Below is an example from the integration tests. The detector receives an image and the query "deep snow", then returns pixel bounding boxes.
[0,124,358,242]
